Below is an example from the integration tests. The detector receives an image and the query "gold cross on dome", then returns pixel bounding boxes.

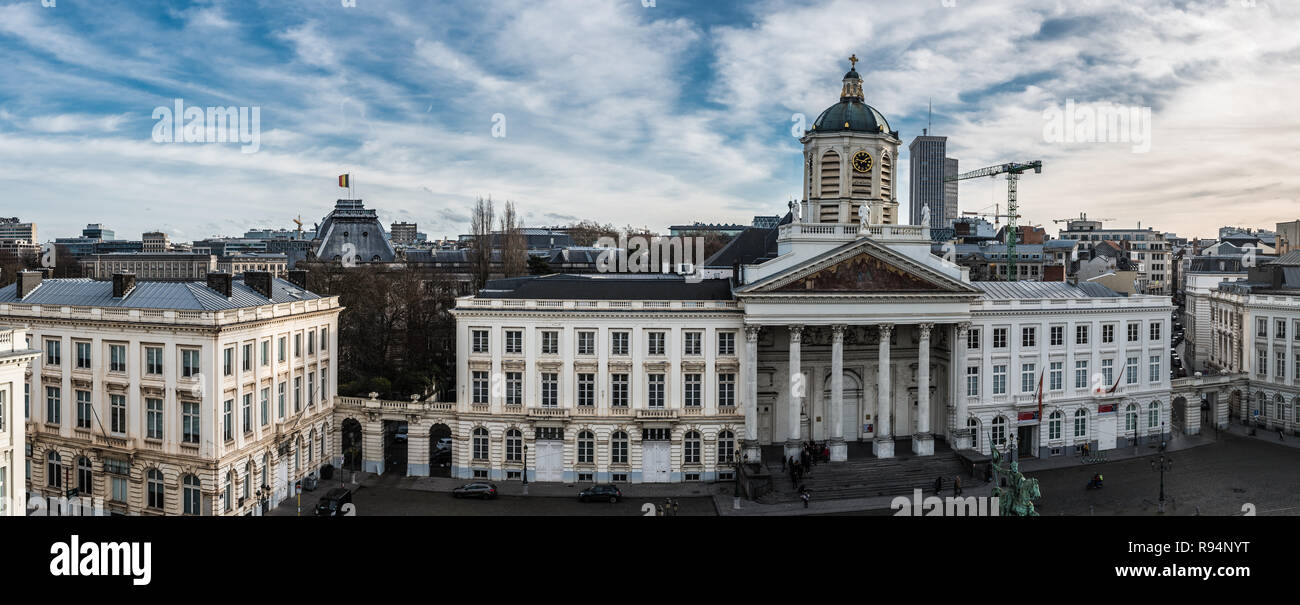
[849,54,859,69]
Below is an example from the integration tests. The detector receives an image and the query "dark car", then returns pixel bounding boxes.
[578,484,623,503]
[452,483,498,499]
[314,487,353,516]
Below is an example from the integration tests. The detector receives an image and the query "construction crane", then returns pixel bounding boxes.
[1051,213,1115,225]
[292,215,304,240]
[945,161,1042,281]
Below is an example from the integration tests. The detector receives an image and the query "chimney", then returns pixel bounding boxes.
[112,272,137,298]
[244,270,273,299]
[286,269,308,289]
[206,271,233,297]
[15,270,42,300]
[38,267,54,279]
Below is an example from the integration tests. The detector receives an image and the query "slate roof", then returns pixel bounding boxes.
[476,273,734,301]
[702,211,791,268]
[0,277,321,311]
[972,280,1124,300]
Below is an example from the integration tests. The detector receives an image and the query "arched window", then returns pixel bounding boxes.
[308,429,315,463]
[577,431,594,464]
[222,470,233,511]
[991,417,1007,447]
[77,456,93,496]
[47,451,63,488]
[472,427,489,460]
[1275,394,1285,420]
[879,151,893,201]
[1149,401,1161,429]
[611,431,628,465]
[148,469,165,510]
[684,431,701,464]
[505,429,522,462]
[717,430,735,464]
[1074,409,1088,438]
[1125,404,1137,432]
[294,437,302,471]
[183,475,201,515]
[243,462,251,500]
[966,417,980,448]
[1048,411,1063,440]
[261,453,269,488]
[819,150,841,200]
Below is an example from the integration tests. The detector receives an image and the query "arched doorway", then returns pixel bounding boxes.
[1229,390,1243,423]
[429,423,453,478]
[383,419,408,475]
[1171,396,1187,434]
[341,418,362,471]
[818,370,863,443]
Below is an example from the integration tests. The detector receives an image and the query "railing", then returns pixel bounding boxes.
[718,405,738,416]
[682,407,702,416]
[528,407,569,418]
[778,221,929,242]
[94,434,131,449]
[637,409,677,419]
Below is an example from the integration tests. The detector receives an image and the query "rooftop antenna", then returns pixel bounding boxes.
[927,97,932,134]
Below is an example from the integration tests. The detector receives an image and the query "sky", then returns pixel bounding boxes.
[1,0,1297,244]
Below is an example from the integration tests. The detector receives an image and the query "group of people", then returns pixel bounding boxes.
[781,442,832,508]
[658,498,680,516]
[933,475,963,496]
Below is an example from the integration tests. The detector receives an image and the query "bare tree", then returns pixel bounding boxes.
[499,200,527,277]
[469,196,494,291]
[563,219,618,246]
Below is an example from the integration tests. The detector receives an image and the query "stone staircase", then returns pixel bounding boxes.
[759,440,967,504]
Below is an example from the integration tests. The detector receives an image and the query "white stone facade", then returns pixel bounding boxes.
[0,327,39,515]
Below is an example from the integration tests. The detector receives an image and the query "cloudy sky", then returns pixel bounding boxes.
[0,0,1295,243]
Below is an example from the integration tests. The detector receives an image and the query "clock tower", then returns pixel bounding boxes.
[799,55,901,225]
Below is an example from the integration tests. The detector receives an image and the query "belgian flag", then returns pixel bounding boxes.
[338,174,349,188]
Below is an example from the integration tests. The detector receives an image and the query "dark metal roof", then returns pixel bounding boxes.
[972,281,1124,300]
[0,277,321,310]
[812,99,891,134]
[476,274,734,301]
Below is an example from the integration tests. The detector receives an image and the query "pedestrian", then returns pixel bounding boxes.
[954,476,963,496]
[670,498,679,517]
[1280,428,1285,442]
[983,464,992,484]
[934,476,943,496]
[801,489,810,509]
[782,456,787,472]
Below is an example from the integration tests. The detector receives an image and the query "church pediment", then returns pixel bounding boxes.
[773,252,942,292]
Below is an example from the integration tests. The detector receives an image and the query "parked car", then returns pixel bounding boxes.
[315,488,353,516]
[301,473,319,491]
[452,483,498,499]
[578,484,623,503]
[435,437,453,451]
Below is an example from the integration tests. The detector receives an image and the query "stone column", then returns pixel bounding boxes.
[830,325,847,461]
[913,323,935,455]
[743,325,762,463]
[362,419,385,475]
[953,322,972,449]
[874,323,894,458]
[407,419,430,477]
[785,325,804,461]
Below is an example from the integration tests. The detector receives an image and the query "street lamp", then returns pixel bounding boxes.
[1149,431,1173,514]
[522,444,529,493]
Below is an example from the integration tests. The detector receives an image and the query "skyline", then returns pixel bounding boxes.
[2,0,1298,243]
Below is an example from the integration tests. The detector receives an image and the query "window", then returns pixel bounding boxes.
[260,388,269,426]
[223,347,234,376]
[110,344,126,373]
[472,428,488,460]
[47,451,62,488]
[77,456,93,496]
[683,373,701,407]
[541,331,559,355]
[1126,356,1138,385]
[1049,362,1063,391]
[1150,322,1162,341]
[1076,325,1089,345]
[966,366,979,397]
[648,374,665,407]
[307,371,314,407]
[1125,404,1137,432]
[1074,409,1088,437]
[471,371,488,404]
[146,398,163,439]
[505,330,522,354]
[240,343,251,372]
[647,331,665,356]
[578,431,594,463]
[610,331,629,356]
[76,341,91,369]
[992,365,1007,395]
[683,332,702,356]
[1149,401,1160,429]
[308,330,316,355]
[45,386,60,425]
[967,328,980,350]
[1075,360,1088,390]
[718,373,736,407]
[45,339,60,365]
[321,327,329,353]
[611,431,628,464]
[1021,363,1036,393]
[1149,355,1161,382]
[992,328,1007,349]
[75,390,92,429]
[1048,410,1063,440]
[111,476,127,502]
[684,431,701,464]
[1125,323,1137,342]
[183,475,201,515]
[1102,324,1115,344]
[294,333,302,358]
[967,417,980,447]
[182,349,200,378]
[1277,350,1287,380]
[1101,359,1114,386]
[294,376,302,412]
[278,337,286,362]
[183,401,200,444]
[260,340,269,366]
[541,373,558,407]
[718,430,736,463]
[471,329,489,354]
[505,372,522,406]
[991,416,1006,447]
[1257,318,1268,338]
[147,469,164,510]
[1050,325,1064,346]
[223,399,233,441]
[146,346,163,375]
[242,393,252,434]
[610,374,629,407]
[1258,348,1268,376]
[1022,327,1036,348]
[718,332,735,356]
[277,382,286,419]
[577,373,595,407]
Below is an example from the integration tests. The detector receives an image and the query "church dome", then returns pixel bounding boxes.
[810,56,892,135]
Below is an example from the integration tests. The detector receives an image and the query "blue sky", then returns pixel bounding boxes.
[1,0,1297,243]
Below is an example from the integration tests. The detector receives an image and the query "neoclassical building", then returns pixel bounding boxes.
[345,60,1178,485]
[0,326,39,515]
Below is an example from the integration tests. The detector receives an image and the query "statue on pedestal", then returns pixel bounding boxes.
[919,202,931,228]
[990,436,1041,516]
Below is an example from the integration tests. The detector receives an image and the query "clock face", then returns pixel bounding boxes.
[852,150,873,173]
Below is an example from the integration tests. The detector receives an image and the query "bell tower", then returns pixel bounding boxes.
[799,55,901,225]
